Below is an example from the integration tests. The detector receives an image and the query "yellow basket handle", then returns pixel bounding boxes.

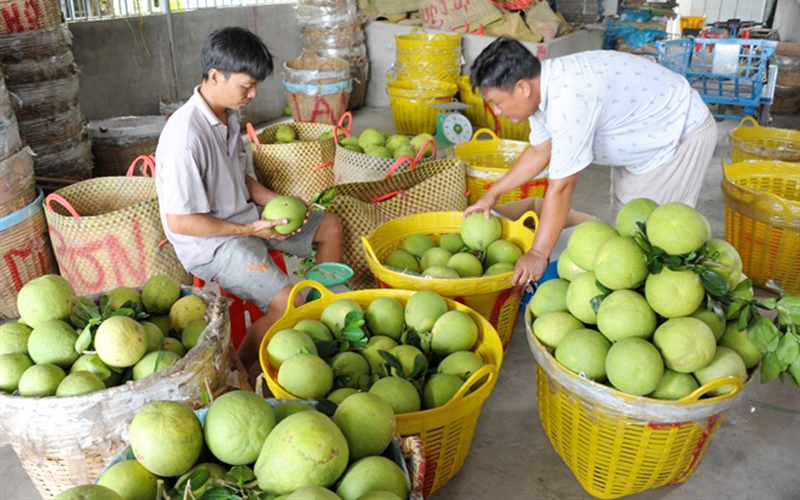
[738,116,760,128]
[360,236,381,266]
[408,27,426,35]
[511,210,539,232]
[285,280,334,314]
[678,375,744,403]
[440,364,497,408]
[469,128,500,143]
[754,191,793,217]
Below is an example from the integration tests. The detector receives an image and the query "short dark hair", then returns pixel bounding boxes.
[470,37,541,91]
[201,27,274,81]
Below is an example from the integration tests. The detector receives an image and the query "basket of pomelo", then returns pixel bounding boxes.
[260,281,503,497]
[0,274,236,499]
[524,198,793,499]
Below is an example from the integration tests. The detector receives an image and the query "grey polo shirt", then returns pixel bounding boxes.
[155,86,259,270]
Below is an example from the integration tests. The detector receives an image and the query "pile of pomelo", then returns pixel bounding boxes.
[530,199,762,399]
[382,213,522,279]
[0,274,210,398]
[55,392,409,500]
[267,289,486,413]
[336,128,435,160]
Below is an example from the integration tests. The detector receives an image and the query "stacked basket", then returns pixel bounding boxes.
[283,53,352,125]
[773,43,800,115]
[87,116,166,177]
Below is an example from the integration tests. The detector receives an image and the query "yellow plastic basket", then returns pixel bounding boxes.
[525,307,754,499]
[260,280,504,498]
[395,27,462,54]
[729,117,800,163]
[361,211,537,350]
[454,128,548,205]
[457,76,531,141]
[680,15,705,32]
[721,159,800,294]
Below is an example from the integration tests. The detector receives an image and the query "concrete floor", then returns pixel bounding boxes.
[2,111,799,499]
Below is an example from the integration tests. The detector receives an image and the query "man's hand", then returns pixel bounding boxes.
[464,192,498,219]
[247,219,290,241]
[513,249,550,286]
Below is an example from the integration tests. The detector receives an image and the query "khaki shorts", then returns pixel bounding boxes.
[610,114,717,219]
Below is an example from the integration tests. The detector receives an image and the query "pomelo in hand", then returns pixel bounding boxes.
[204,390,276,465]
[17,274,77,328]
[431,310,478,355]
[27,320,79,367]
[485,239,522,268]
[97,460,157,500]
[362,336,398,376]
[141,275,181,314]
[597,290,656,342]
[693,347,748,396]
[278,353,333,399]
[719,321,763,368]
[383,250,420,273]
[484,263,515,276]
[423,373,463,409]
[331,352,371,389]
[388,345,427,379]
[645,267,705,318]
[529,278,569,317]
[439,233,465,254]
[181,319,207,349]
[0,322,32,355]
[566,272,603,324]
[327,387,358,404]
[56,371,105,396]
[369,377,420,413]
[566,220,619,271]
[649,369,699,400]
[140,321,165,353]
[616,197,658,236]
[420,247,452,270]
[54,485,122,500]
[646,202,709,255]
[705,238,743,289]
[556,250,585,281]
[0,353,33,392]
[321,299,362,337]
[18,363,65,397]
[555,329,611,381]
[94,316,147,368]
[268,329,318,370]
[273,401,316,422]
[130,400,203,477]
[447,252,483,278]
[336,456,409,500]
[333,392,395,460]
[422,266,460,279]
[405,290,447,332]
[531,311,584,348]
[170,295,206,332]
[606,338,664,396]
[366,298,405,340]
[132,350,181,380]
[294,319,333,343]
[594,236,648,290]
[263,196,307,234]
[107,287,142,312]
[653,317,716,373]
[461,213,502,252]
[689,305,726,341]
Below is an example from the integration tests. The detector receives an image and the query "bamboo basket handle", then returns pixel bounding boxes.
[246,123,262,148]
[678,375,744,403]
[413,139,436,163]
[441,364,497,408]
[512,210,539,232]
[338,111,354,132]
[470,128,501,143]
[738,116,760,128]
[285,280,333,314]
[45,193,81,219]
[384,155,416,179]
[126,155,155,178]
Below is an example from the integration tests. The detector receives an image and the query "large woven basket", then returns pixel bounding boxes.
[0,48,75,83]
[283,54,351,125]
[18,105,85,148]
[8,72,79,120]
[0,146,35,218]
[0,22,71,62]
[32,135,93,183]
[0,287,237,499]
[0,0,62,34]
[88,115,166,177]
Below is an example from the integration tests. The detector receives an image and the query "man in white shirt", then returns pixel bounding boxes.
[465,37,716,286]
[156,28,342,373]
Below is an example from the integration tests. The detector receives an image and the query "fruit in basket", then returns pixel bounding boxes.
[162,337,187,356]
[529,278,569,317]
[422,266,460,279]
[276,124,297,143]
[327,387,358,404]
[705,238,744,288]
[653,317,716,373]
[107,287,143,312]
[484,263,515,276]
[287,486,341,499]
[556,251,585,282]
[175,463,228,498]
[149,314,171,336]
[56,371,105,396]
[438,351,484,381]
[340,136,360,147]
[566,221,619,271]
[0,353,33,392]
[646,202,710,255]
[331,352,371,389]
[71,353,121,388]
[204,390,276,465]
[368,377,421,414]
[645,267,705,318]
[263,196,308,235]
[403,234,435,258]
[16,274,78,328]
[132,350,182,380]
[362,336,398,376]
[423,373,463,409]
[336,456,409,500]
[140,321,165,353]
[393,143,414,159]
[689,305,726,341]
[294,319,334,343]
[54,485,123,500]
[274,401,317,422]
[278,353,334,399]
[594,236,648,290]
[344,144,364,153]
[359,129,385,150]
[94,316,148,368]
[181,319,208,349]
[0,322,32,355]
[357,492,403,500]
[255,411,349,493]
[365,145,393,159]
[615,197,658,236]
[141,275,181,314]
[18,363,66,397]
[410,133,434,158]
[719,321,763,368]
[130,400,203,477]
[649,369,699,400]
[605,338,665,396]
[461,213,502,252]
[597,290,657,342]
[170,295,207,332]
[318,131,334,141]
[532,311,584,349]
[321,299,363,337]
[383,249,421,273]
[366,298,405,340]
[333,393,395,460]
[693,346,748,397]
[565,272,603,325]
[431,310,478,356]
[97,459,158,500]
[27,320,79,367]
[420,247,452,270]
[439,233,465,254]
[405,290,447,333]
[447,252,483,278]
[485,239,522,268]
[388,345,427,379]
[385,134,410,151]
[555,329,611,381]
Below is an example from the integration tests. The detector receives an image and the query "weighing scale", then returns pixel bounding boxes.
[304,262,353,302]
[429,102,474,147]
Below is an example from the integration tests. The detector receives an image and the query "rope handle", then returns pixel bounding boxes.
[370,189,405,204]
[384,155,416,179]
[246,123,262,147]
[333,122,353,145]
[126,155,156,178]
[45,193,81,219]
[678,375,744,403]
[337,111,353,132]
[413,139,436,163]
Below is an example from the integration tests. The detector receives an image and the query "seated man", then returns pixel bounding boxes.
[155,27,342,374]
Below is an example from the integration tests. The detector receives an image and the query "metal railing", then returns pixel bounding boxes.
[61,0,293,21]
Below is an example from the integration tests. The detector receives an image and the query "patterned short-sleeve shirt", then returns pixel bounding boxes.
[528,50,709,179]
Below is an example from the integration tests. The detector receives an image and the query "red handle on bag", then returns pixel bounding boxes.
[413,139,436,163]
[333,123,352,145]
[371,190,406,204]
[246,123,262,148]
[126,155,156,178]
[45,193,81,219]
[338,111,353,132]
[384,155,416,180]
[314,162,333,170]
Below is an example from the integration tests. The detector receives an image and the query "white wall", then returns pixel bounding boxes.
[774,0,800,41]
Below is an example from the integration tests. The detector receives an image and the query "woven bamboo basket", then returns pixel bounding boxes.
[88,115,166,177]
[0,147,35,218]
[315,44,370,110]
[0,287,238,499]
[32,135,93,182]
[19,105,85,148]
[0,23,71,63]
[9,73,80,120]
[283,54,352,125]
[0,49,76,83]
[0,113,22,164]
[0,0,62,35]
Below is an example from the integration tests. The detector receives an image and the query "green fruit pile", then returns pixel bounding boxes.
[57,394,408,500]
[268,289,486,413]
[1,274,208,398]
[381,213,521,279]
[529,198,781,399]
[339,128,435,160]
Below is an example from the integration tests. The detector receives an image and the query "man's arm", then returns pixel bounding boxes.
[166,213,289,241]
[245,175,280,207]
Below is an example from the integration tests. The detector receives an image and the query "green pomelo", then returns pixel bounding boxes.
[362,336,398,376]
[56,371,105,396]
[420,247,452,270]
[597,290,657,342]
[383,250,420,273]
[130,400,203,477]
[483,263,515,276]
[344,144,364,153]
[54,485,123,500]
[366,298,405,340]
[410,133,434,157]
[438,351,484,381]
[294,319,334,343]
[140,321,165,353]
[0,322,32,355]
[556,250,585,281]
[340,136,360,148]
[359,128,385,149]
[132,350,181,380]
[336,456,408,500]
[331,352,371,389]
[276,124,297,143]
[593,236,648,290]
[264,196,308,234]
[439,233,465,254]
[693,346,748,396]
[646,202,709,255]
[327,387,359,404]
[649,369,699,400]
[531,311,584,349]
[565,272,603,325]
[162,337,187,357]
[181,319,207,350]
[268,329,318,371]
[705,238,744,289]
[392,143,414,159]
[97,459,158,500]
[422,266,460,279]
[555,329,611,381]
[485,239,523,268]
[403,234,436,258]
[447,253,483,278]
[356,492,402,500]
[321,299,363,337]
[529,279,570,317]
[388,345,427,379]
[369,377,421,414]
[95,316,147,368]
[431,310,478,356]
[273,401,317,422]
[0,353,33,392]
[689,305,726,341]
[423,373,463,409]
[605,338,665,396]
[366,145,392,159]
[333,392,395,460]
[107,287,143,312]
[566,220,619,271]
[170,295,207,332]
[318,130,334,141]
[71,353,120,388]
[653,317,716,373]
[645,267,705,318]
[384,134,410,151]
[719,321,763,368]
[405,290,447,333]
[278,353,333,399]
[255,411,349,494]
[141,275,181,314]
[17,274,78,328]
[18,363,66,397]
[27,320,79,367]
[461,213,502,252]
[287,486,341,500]
[149,315,171,336]
[205,390,276,465]
[616,198,659,236]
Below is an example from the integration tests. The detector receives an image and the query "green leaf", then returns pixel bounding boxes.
[734,278,753,294]
[74,327,93,354]
[378,350,404,376]
[788,356,800,387]
[651,246,666,256]
[299,346,310,354]
[699,270,729,297]
[775,333,800,366]
[200,390,211,407]
[110,307,136,318]
[70,314,87,329]
[595,281,612,295]
[315,340,339,358]
[225,465,256,486]
[177,467,210,491]
[737,306,751,332]
[756,298,777,310]
[316,398,338,416]
[86,357,112,379]
[662,255,682,267]
[333,373,350,389]
[747,316,781,353]
[726,300,747,320]
[590,295,604,314]
[411,354,428,379]
[342,326,366,342]
[99,295,110,314]
[350,337,368,349]
[199,488,238,500]
[761,352,784,383]
[339,339,351,352]
[633,231,651,253]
